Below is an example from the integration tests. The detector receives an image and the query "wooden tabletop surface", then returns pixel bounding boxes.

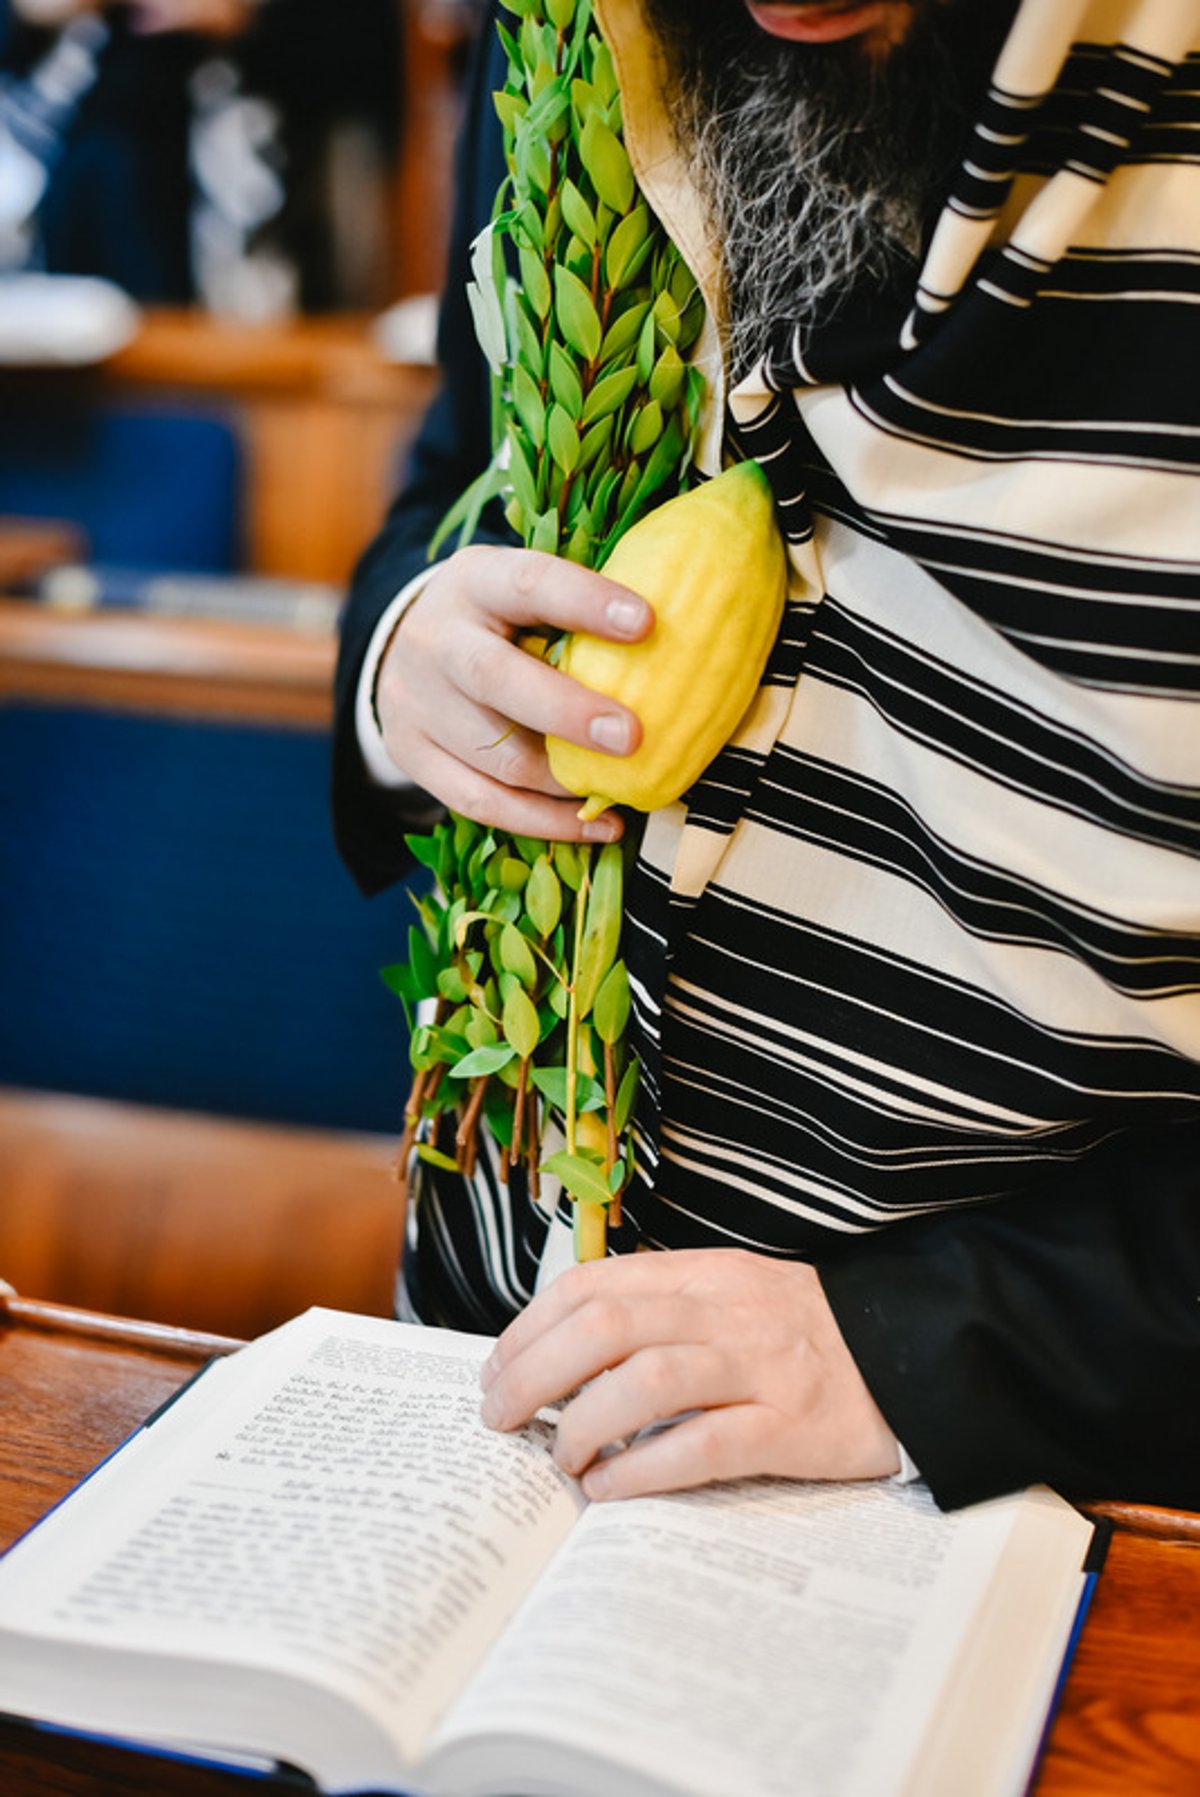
[0,1299,1197,1796]
[0,596,336,727]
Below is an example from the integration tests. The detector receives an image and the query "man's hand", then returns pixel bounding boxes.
[479,1249,901,1499]
[375,544,653,842]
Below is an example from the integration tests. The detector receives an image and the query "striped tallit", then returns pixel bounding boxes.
[404,0,1200,1331]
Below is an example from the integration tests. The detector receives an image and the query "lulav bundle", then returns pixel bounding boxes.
[385,0,705,1260]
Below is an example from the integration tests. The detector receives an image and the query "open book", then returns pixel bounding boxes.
[0,1307,1096,1797]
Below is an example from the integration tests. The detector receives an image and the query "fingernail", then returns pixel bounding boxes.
[606,596,646,636]
[582,1466,612,1500]
[480,1390,505,1429]
[582,818,618,842]
[589,713,631,753]
[480,1351,499,1390]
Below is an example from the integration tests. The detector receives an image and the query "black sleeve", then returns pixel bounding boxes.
[818,1118,1200,1510]
[332,4,512,896]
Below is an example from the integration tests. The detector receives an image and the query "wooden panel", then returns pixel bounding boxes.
[0,1310,232,1556]
[0,598,334,726]
[0,519,86,588]
[392,1,480,297]
[0,1089,405,1340]
[97,311,438,584]
[1035,1532,1200,1794]
[244,392,415,584]
[102,310,433,404]
[1081,1500,1200,1546]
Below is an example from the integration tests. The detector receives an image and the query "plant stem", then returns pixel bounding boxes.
[510,1057,529,1171]
[573,1202,608,1261]
[565,846,592,1158]
[526,1091,541,1204]
[456,1077,489,1179]
[603,1040,621,1227]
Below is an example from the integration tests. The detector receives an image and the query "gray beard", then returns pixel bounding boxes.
[643,0,1018,376]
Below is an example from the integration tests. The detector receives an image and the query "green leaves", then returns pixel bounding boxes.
[498,921,538,986]
[503,984,541,1059]
[581,363,638,427]
[526,855,562,937]
[453,1042,516,1081]
[560,177,597,247]
[605,203,650,288]
[593,959,630,1045]
[580,112,634,213]
[513,364,546,448]
[554,264,603,363]
[403,0,708,1244]
[547,402,581,474]
[519,244,552,319]
[574,842,623,1020]
[542,1150,613,1206]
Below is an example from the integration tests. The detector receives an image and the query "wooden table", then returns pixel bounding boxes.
[0,1299,1197,1797]
[0,594,335,727]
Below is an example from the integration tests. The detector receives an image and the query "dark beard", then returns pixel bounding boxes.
[642,0,1020,375]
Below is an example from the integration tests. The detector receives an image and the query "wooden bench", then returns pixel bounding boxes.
[0,548,412,1339]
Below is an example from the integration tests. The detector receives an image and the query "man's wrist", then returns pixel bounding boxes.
[353,569,437,790]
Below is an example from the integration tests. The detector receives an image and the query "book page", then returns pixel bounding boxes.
[0,1310,582,1774]
[434,1475,1020,1797]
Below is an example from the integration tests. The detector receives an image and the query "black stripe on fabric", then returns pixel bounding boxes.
[756,463,1200,699]
[1038,254,1200,299]
[944,87,1041,218]
[804,600,1200,854]
[673,886,1200,1121]
[746,748,1200,997]
[728,403,815,544]
[916,566,1200,673]
[613,898,1200,1250]
[874,286,1200,429]
[866,510,1200,608]
[992,632,1200,698]
[1026,47,1199,171]
[848,373,1200,473]
[406,1135,548,1334]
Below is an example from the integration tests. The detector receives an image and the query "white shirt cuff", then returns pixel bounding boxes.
[893,1439,921,1484]
[353,568,438,790]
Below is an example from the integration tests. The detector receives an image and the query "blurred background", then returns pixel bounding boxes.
[0,0,486,1338]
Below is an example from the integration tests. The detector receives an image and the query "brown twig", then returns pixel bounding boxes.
[510,1056,529,1171]
[526,1090,541,1204]
[457,1077,489,1182]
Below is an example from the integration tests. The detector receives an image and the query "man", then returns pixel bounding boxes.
[334,0,1200,1510]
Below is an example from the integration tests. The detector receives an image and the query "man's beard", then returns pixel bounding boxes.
[643,0,1020,376]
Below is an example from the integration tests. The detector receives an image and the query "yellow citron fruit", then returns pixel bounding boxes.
[546,460,788,819]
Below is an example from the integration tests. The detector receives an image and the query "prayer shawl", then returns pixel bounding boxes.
[406,0,1200,1320]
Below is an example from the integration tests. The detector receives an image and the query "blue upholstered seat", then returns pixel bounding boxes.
[0,704,417,1135]
[0,402,242,573]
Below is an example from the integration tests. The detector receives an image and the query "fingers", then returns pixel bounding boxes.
[551,1344,740,1478]
[455,545,653,643]
[481,1290,699,1436]
[581,1407,771,1502]
[426,696,569,799]
[456,635,644,761]
[376,545,655,826]
[397,738,625,842]
[482,1254,697,1393]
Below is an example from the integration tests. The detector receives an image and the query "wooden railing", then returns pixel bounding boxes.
[0,595,335,726]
